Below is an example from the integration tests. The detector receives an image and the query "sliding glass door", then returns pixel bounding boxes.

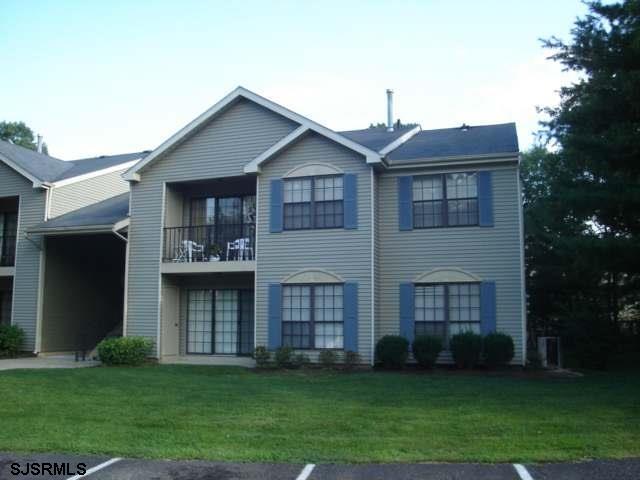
[186,289,254,355]
[190,196,255,260]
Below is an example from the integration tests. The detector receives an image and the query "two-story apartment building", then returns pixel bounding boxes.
[1,86,525,366]
[0,141,144,353]
[121,87,525,365]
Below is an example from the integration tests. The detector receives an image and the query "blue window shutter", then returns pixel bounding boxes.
[270,179,283,233]
[344,174,358,229]
[480,281,497,335]
[268,284,282,349]
[399,283,415,344]
[478,171,494,227]
[343,282,358,351]
[398,176,413,231]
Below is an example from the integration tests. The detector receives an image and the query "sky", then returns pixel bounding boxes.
[0,0,590,160]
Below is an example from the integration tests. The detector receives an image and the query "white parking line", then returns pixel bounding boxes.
[66,457,122,480]
[295,463,316,480]
[513,463,534,480]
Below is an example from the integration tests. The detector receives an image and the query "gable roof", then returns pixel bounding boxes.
[55,151,149,182]
[0,140,71,185]
[123,86,382,180]
[339,126,418,152]
[386,123,519,163]
[29,192,129,234]
[0,139,145,187]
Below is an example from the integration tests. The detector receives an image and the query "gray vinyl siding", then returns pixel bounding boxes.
[126,98,298,353]
[0,161,46,350]
[256,132,374,363]
[373,171,381,357]
[49,169,130,218]
[376,163,525,363]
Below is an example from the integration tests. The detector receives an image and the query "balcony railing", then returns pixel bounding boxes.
[0,234,16,267]
[163,224,256,263]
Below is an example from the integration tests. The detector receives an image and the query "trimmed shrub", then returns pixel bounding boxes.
[450,331,482,369]
[412,335,443,369]
[344,350,361,370]
[97,336,153,366]
[274,346,294,368]
[483,332,515,367]
[319,349,337,368]
[291,352,310,369]
[375,335,409,369]
[253,346,271,368]
[0,325,25,358]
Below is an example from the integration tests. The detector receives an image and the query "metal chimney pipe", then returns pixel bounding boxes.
[386,89,394,132]
[37,135,43,153]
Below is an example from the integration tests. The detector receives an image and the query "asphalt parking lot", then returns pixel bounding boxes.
[1,452,639,479]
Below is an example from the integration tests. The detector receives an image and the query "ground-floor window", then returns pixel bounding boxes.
[0,290,11,326]
[186,289,254,355]
[282,284,344,349]
[414,283,480,346]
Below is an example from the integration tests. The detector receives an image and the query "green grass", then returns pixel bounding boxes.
[0,366,638,463]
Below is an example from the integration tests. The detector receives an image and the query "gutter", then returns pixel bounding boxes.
[385,152,519,170]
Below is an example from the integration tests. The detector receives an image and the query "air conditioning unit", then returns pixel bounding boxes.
[537,336,562,368]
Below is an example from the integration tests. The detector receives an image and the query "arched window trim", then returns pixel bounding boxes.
[282,268,345,284]
[413,267,481,284]
[283,162,343,179]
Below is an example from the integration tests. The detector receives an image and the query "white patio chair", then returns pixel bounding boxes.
[226,237,253,261]
[182,240,205,262]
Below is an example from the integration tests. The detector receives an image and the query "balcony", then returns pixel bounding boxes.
[162,176,256,274]
[163,223,255,261]
[162,223,256,274]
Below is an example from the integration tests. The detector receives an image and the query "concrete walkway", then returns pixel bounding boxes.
[0,355,99,371]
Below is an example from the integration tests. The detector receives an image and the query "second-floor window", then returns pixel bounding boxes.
[0,212,18,267]
[413,173,478,228]
[284,175,344,230]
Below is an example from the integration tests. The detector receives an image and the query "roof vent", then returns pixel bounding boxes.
[37,135,43,153]
[460,123,470,132]
[386,89,394,132]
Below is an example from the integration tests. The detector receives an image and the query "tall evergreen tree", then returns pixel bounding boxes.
[524,0,640,366]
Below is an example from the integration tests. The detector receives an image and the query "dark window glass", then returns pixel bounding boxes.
[0,212,17,266]
[446,173,478,226]
[282,285,311,348]
[284,175,343,230]
[282,284,344,349]
[239,290,255,355]
[187,290,213,354]
[412,173,478,228]
[0,290,12,326]
[186,288,254,355]
[414,283,480,347]
[186,196,256,261]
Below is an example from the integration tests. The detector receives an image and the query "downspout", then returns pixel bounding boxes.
[113,224,129,340]
[34,182,52,354]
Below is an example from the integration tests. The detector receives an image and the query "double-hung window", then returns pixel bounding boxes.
[413,173,478,228]
[283,175,343,230]
[282,284,344,349]
[414,283,480,346]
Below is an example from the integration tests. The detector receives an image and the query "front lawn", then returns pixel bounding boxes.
[0,366,638,463]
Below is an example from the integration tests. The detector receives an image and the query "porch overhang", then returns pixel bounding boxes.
[28,193,130,237]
